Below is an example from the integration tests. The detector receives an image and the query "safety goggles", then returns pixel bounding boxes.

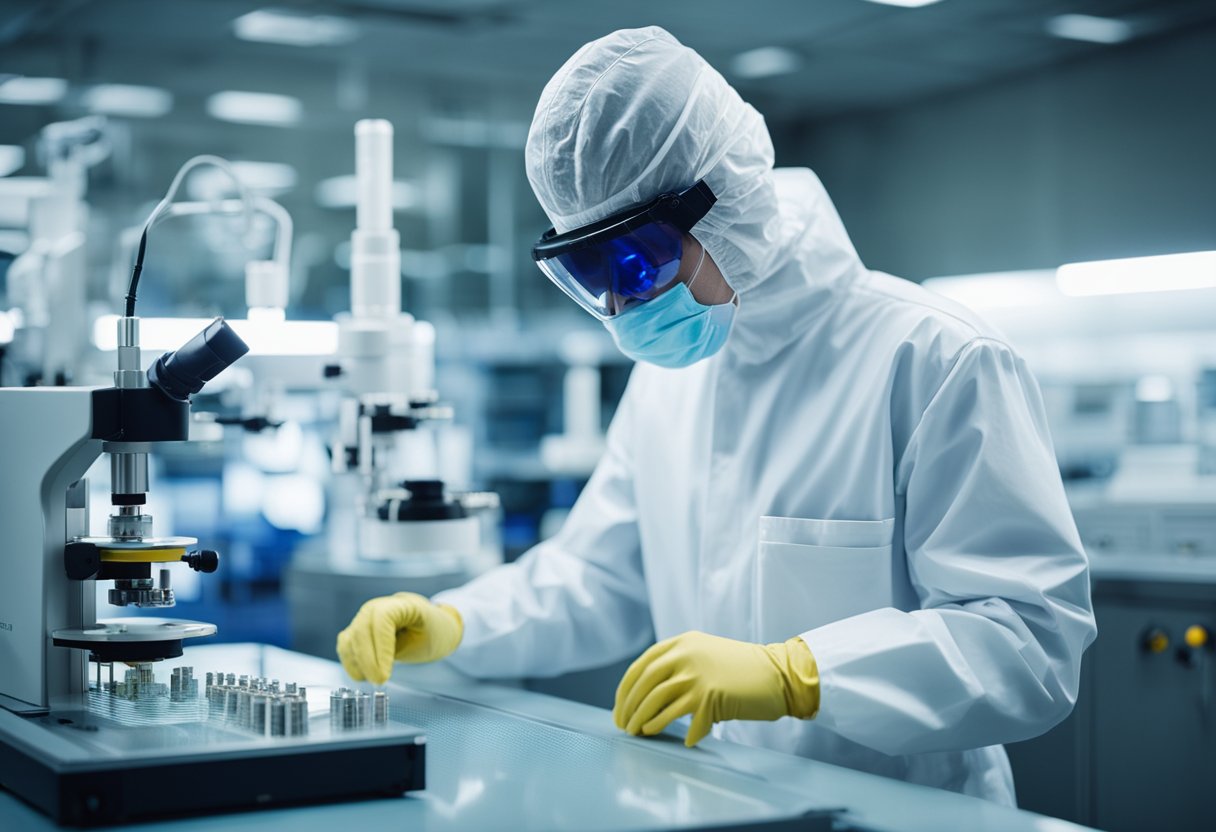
[531,180,717,320]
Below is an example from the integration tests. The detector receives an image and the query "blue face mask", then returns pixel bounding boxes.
[603,253,737,368]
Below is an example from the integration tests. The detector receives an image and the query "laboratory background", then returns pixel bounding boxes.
[1,1,1215,831]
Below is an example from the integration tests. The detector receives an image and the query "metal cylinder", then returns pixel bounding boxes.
[251,695,269,735]
[373,691,388,726]
[225,687,240,723]
[270,699,286,737]
[293,698,309,736]
[330,690,342,731]
[111,452,150,498]
[114,316,148,389]
[237,689,252,728]
[107,508,152,542]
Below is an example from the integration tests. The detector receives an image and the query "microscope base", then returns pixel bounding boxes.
[0,646,425,827]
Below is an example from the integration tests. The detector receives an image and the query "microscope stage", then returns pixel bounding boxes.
[76,536,197,551]
[0,648,425,827]
[52,616,217,644]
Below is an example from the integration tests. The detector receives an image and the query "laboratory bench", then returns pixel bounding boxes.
[1,643,1095,832]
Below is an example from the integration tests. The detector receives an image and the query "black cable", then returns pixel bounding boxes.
[124,226,148,317]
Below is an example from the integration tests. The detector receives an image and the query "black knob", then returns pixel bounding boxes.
[404,480,445,501]
[184,550,220,573]
[323,363,344,378]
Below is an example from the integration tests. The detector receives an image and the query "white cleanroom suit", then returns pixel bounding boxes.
[435,27,1096,805]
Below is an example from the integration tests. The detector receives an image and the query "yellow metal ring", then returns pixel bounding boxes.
[99,548,187,563]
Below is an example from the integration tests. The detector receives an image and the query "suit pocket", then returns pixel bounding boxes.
[755,516,895,641]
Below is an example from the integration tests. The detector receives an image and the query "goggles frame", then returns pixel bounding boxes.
[531,180,716,263]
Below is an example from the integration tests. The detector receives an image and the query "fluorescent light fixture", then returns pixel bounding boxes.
[0,144,24,176]
[921,270,1060,309]
[861,0,944,7]
[0,76,67,104]
[93,316,338,356]
[1057,251,1216,297]
[730,47,802,80]
[1045,14,1134,44]
[206,90,302,126]
[233,8,357,47]
[315,175,417,210]
[81,83,173,117]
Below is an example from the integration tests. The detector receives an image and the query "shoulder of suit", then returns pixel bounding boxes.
[845,271,1016,360]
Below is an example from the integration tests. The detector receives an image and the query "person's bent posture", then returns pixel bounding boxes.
[339,27,1096,805]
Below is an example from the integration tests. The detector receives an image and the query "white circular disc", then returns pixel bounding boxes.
[52,618,217,643]
[75,536,198,550]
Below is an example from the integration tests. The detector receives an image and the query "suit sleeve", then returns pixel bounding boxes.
[434,374,651,679]
[800,339,1096,755]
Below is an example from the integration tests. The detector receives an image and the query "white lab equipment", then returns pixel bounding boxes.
[286,120,500,658]
[0,116,109,385]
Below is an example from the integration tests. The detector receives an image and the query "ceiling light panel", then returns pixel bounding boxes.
[206,91,302,126]
[861,0,944,8]
[1045,14,1134,45]
[0,76,68,104]
[731,47,802,80]
[233,8,357,47]
[81,84,173,117]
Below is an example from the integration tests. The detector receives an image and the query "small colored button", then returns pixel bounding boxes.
[1144,629,1170,654]
[1184,625,1209,650]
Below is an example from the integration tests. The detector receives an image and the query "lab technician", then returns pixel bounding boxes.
[339,27,1096,805]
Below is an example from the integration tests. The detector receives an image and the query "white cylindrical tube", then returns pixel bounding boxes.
[351,119,401,318]
[245,260,289,311]
[355,119,392,233]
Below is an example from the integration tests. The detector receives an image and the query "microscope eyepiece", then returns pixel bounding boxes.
[148,317,250,402]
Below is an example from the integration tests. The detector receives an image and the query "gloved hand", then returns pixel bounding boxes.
[336,592,463,685]
[613,631,819,748]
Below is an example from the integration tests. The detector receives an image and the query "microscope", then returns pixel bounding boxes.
[0,315,245,715]
[0,162,425,827]
[286,121,499,655]
[327,119,497,566]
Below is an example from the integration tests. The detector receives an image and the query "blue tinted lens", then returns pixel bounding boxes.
[554,222,683,302]
[556,245,612,297]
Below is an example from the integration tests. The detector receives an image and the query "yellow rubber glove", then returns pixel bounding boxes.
[613,631,819,748]
[336,592,463,685]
